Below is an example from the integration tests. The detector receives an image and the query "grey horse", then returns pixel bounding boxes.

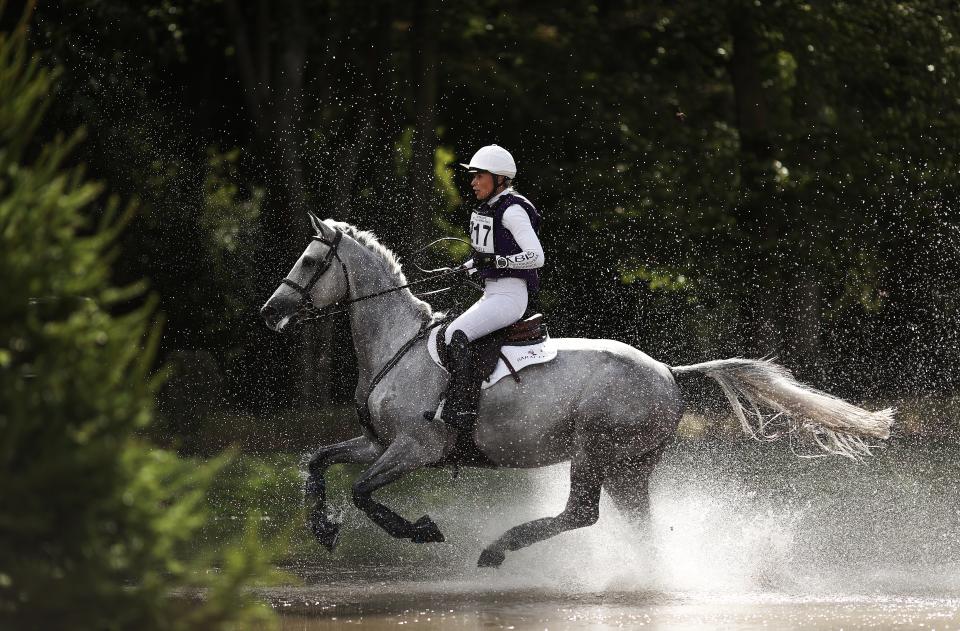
[260,216,894,568]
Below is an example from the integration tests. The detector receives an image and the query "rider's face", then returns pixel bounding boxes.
[471,172,494,200]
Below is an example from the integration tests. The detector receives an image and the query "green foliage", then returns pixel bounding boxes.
[202,147,263,260]
[0,16,281,630]
[203,453,304,549]
[620,265,692,293]
[474,1,960,376]
[26,0,960,407]
[202,452,555,567]
[433,144,462,213]
[199,146,265,330]
[152,405,358,456]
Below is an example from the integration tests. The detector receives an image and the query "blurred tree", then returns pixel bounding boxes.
[462,0,960,393]
[222,0,334,409]
[28,0,307,417]
[408,0,440,243]
[0,10,281,628]
[17,0,960,437]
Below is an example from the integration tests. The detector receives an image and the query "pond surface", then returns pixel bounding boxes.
[266,439,960,629]
[269,568,960,630]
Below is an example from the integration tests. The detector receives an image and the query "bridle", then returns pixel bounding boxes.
[281,230,349,310]
[278,228,467,324]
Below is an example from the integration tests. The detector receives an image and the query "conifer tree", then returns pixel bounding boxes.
[0,9,278,630]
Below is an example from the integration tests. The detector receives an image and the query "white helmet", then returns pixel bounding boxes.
[459,144,517,179]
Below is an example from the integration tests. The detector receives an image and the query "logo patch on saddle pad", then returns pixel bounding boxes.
[427,327,557,389]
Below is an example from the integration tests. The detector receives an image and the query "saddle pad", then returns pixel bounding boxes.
[428,327,558,389]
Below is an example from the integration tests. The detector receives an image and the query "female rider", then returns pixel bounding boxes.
[432,144,545,428]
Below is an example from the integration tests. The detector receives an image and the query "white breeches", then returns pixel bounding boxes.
[446,277,528,343]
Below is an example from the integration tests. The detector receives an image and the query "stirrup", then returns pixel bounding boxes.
[423,400,445,422]
[422,399,476,429]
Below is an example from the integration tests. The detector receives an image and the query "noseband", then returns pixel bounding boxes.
[282,230,350,311]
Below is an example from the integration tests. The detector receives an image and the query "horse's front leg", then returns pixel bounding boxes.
[352,434,446,544]
[305,435,383,551]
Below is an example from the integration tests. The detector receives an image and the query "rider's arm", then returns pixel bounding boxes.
[499,205,545,269]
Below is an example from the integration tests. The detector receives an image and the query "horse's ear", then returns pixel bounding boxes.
[309,214,339,240]
[306,212,327,236]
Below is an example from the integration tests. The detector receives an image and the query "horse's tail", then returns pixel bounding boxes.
[670,357,894,459]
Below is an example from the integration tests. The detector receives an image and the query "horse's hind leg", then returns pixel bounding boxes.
[305,436,382,551]
[602,441,668,526]
[478,451,603,568]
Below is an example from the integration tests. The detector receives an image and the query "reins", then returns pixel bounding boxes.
[286,229,471,325]
[354,317,448,442]
[408,236,473,274]
[297,266,466,323]
[274,227,478,444]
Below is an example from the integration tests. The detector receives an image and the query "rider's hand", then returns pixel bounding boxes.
[473,253,496,271]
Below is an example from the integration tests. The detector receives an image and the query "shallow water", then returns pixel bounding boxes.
[267,439,960,629]
[273,589,960,630]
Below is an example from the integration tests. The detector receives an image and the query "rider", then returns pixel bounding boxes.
[432,144,545,428]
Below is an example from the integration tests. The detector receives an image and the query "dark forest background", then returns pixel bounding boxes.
[27,0,960,430]
[3,1,960,627]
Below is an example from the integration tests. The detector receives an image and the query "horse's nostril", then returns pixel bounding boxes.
[261,304,277,321]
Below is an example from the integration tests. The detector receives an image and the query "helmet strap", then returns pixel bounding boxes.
[476,172,510,204]
[491,175,509,199]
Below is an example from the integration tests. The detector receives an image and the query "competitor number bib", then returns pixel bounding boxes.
[469,212,494,253]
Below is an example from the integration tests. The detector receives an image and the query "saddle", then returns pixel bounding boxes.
[435,313,548,381]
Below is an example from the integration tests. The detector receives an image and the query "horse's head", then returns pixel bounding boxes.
[260,213,350,332]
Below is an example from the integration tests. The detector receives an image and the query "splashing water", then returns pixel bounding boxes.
[474,440,960,597]
[275,439,960,630]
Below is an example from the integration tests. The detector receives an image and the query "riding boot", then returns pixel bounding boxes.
[437,330,480,430]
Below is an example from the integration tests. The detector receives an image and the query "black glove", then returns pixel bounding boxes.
[473,252,496,270]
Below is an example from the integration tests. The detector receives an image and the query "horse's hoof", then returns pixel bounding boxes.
[477,548,505,568]
[410,515,445,543]
[308,512,341,552]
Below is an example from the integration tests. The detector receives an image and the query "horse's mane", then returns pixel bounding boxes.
[324,220,434,319]
[325,220,406,278]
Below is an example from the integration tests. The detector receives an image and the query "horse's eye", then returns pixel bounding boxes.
[302,256,317,268]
